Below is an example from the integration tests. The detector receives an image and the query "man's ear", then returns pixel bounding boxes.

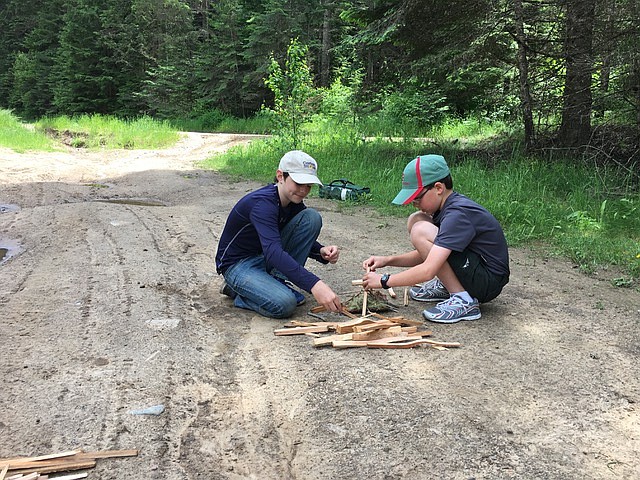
[275,169,285,183]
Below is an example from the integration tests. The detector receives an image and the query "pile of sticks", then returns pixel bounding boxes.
[275,312,461,350]
[0,449,138,479]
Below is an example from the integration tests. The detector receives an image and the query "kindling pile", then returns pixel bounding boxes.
[0,449,138,479]
[275,310,461,350]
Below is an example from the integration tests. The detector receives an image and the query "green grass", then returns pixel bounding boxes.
[171,110,273,134]
[200,118,640,282]
[35,114,180,149]
[0,109,55,152]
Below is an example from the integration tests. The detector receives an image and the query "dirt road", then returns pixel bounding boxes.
[1,133,638,479]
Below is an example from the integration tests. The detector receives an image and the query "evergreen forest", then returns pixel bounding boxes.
[1,0,639,157]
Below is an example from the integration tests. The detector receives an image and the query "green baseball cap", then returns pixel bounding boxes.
[392,154,450,205]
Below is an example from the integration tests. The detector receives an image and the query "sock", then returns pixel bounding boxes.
[454,291,474,303]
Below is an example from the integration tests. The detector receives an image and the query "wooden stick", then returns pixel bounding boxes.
[0,465,8,480]
[387,287,397,298]
[403,288,409,306]
[361,267,370,317]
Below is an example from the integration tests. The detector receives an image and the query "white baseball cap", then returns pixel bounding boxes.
[278,150,323,186]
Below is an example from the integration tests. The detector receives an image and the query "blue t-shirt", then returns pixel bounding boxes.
[215,184,325,292]
[433,192,510,277]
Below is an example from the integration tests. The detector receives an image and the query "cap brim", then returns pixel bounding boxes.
[289,173,323,186]
[392,188,420,205]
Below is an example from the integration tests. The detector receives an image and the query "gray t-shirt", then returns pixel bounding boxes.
[433,192,510,277]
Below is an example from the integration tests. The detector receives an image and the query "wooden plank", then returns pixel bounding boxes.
[274,325,329,336]
[406,329,432,337]
[0,465,8,480]
[312,333,354,347]
[334,317,376,334]
[351,326,404,340]
[16,473,39,480]
[9,461,96,476]
[47,474,88,480]
[284,320,317,327]
[332,340,369,348]
[0,451,81,466]
[370,313,423,327]
[352,321,399,332]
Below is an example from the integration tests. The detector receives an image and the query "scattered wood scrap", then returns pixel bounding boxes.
[275,312,461,350]
[0,449,138,478]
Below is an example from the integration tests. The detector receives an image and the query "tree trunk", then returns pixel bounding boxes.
[513,0,534,150]
[320,7,331,87]
[557,0,596,149]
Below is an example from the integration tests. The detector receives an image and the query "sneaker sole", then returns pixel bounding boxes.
[409,294,450,302]
[422,310,482,324]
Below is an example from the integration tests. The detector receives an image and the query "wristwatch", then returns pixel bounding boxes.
[380,273,391,289]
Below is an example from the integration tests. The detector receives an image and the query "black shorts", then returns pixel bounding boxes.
[447,250,509,303]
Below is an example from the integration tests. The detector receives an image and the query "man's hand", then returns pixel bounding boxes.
[311,280,342,312]
[320,245,340,264]
[362,255,387,271]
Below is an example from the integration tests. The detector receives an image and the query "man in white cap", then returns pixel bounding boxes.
[361,154,509,323]
[216,150,342,318]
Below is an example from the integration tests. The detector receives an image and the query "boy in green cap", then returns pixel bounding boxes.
[361,154,509,323]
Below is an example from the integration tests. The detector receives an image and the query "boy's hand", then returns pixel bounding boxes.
[362,271,382,289]
[311,280,342,312]
[320,245,340,264]
[362,255,387,271]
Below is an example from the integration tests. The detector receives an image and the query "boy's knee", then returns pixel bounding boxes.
[300,208,322,229]
[407,211,430,234]
[267,297,297,319]
[409,220,433,242]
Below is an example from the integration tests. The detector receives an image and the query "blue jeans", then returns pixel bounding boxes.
[222,208,322,318]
